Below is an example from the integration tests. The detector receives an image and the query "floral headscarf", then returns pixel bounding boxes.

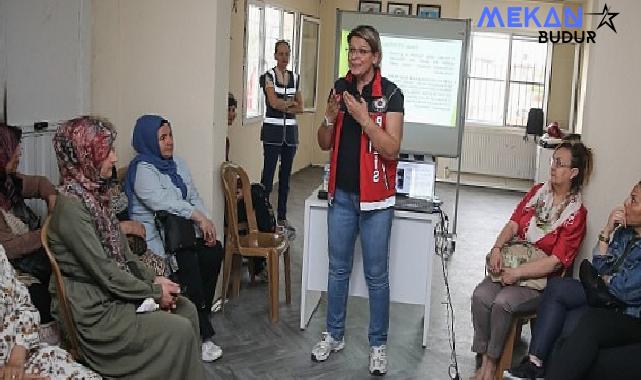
[0,123,23,211]
[523,182,583,243]
[53,116,127,270]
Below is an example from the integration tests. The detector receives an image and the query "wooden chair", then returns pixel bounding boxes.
[494,268,567,380]
[495,311,536,380]
[40,216,82,361]
[220,162,291,322]
[116,165,128,183]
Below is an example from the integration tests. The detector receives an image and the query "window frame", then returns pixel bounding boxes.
[466,31,552,128]
[242,1,299,124]
[297,14,321,112]
[243,1,265,124]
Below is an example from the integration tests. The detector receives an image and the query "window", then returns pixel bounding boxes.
[466,32,549,127]
[244,2,297,121]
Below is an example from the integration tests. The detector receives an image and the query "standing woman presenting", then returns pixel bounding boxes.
[313,25,404,376]
[260,40,303,236]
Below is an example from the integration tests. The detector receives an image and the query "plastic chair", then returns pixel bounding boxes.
[220,162,291,322]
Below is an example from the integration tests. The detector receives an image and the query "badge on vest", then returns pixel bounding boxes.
[373,97,388,113]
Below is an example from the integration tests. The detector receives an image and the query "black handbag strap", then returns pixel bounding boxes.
[131,192,166,247]
[131,192,181,273]
[609,235,640,275]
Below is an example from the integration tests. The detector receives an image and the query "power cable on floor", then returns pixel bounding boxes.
[434,209,460,380]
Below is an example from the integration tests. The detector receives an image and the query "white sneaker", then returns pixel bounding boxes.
[369,345,387,376]
[202,340,223,362]
[211,298,229,313]
[311,332,345,362]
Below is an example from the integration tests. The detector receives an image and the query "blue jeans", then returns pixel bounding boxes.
[326,188,394,347]
[529,277,587,360]
[260,143,297,221]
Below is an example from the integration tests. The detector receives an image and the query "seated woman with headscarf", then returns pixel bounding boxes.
[0,244,100,379]
[124,115,224,362]
[47,116,205,379]
[0,123,56,325]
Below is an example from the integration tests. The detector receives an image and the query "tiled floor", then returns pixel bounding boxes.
[205,166,529,379]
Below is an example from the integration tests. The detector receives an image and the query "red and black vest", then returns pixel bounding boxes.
[328,69,398,211]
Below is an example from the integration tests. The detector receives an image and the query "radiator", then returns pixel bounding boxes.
[441,128,537,180]
[17,128,60,221]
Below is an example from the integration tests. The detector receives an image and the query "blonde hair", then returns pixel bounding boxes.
[347,25,382,67]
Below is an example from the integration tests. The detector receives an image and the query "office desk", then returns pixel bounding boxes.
[300,191,439,347]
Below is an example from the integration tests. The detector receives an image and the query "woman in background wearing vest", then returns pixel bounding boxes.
[313,25,404,376]
[260,40,303,237]
[260,40,303,238]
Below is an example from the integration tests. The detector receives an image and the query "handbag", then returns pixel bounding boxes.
[10,249,51,284]
[487,240,548,290]
[126,235,148,256]
[579,258,626,310]
[154,210,197,254]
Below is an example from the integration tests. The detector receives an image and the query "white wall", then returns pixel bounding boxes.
[577,0,641,271]
[2,0,91,126]
[92,0,231,226]
[547,44,576,131]
[0,0,5,122]
[574,0,595,135]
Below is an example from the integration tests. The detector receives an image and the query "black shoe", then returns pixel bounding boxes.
[277,219,296,240]
[507,356,544,380]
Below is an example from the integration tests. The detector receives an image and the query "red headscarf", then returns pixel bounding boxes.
[53,117,127,270]
[0,123,23,211]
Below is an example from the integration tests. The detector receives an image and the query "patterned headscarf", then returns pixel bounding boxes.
[53,116,128,270]
[0,123,23,211]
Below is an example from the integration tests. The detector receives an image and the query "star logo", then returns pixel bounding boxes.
[586,4,620,33]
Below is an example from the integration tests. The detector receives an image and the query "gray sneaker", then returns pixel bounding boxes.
[369,345,387,376]
[311,332,345,362]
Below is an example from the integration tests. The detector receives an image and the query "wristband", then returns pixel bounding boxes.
[324,115,334,127]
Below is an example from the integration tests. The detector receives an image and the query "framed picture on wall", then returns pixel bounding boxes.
[387,2,412,15]
[416,4,441,18]
[359,1,382,13]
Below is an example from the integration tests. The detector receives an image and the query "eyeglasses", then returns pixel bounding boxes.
[347,48,372,56]
[550,157,572,168]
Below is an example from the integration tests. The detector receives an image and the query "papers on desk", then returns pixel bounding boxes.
[409,163,435,199]
[397,161,435,199]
